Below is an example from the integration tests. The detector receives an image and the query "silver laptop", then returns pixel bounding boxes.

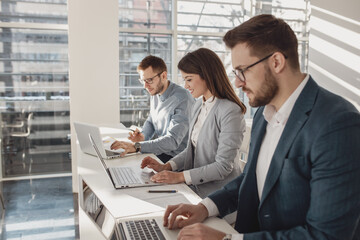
[81,183,177,240]
[89,134,160,189]
[74,122,124,159]
[81,182,237,240]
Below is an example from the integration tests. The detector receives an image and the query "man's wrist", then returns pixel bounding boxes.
[197,203,209,218]
[134,142,141,152]
[178,172,185,182]
[164,162,172,171]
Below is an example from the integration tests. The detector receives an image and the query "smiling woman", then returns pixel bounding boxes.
[141,48,247,198]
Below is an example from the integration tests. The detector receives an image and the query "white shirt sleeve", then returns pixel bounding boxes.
[232,234,244,240]
[168,160,177,171]
[201,198,244,240]
[183,170,192,185]
[200,197,220,217]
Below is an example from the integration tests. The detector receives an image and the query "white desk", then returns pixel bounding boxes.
[78,127,237,239]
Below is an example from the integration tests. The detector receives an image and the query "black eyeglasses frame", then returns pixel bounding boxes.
[139,71,164,85]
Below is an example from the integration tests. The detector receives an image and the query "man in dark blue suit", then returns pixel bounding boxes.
[162,14,360,240]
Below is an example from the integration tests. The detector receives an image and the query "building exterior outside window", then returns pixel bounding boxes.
[0,0,70,178]
[118,0,310,125]
[0,0,309,178]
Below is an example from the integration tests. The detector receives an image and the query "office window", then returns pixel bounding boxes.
[119,0,172,30]
[0,0,69,178]
[176,34,230,83]
[119,32,171,126]
[118,0,310,124]
[177,0,243,33]
[0,0,67,24]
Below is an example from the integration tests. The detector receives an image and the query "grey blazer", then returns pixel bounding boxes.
[172,98,245,198]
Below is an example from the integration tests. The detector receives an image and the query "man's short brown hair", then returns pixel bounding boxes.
[223,14,300,70]
[137,55,167,73]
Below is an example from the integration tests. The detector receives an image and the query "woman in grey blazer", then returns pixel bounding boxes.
[141,48,247,198]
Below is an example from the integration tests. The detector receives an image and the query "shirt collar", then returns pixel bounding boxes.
[263,74,310,125]
[202,96,217,108]
[159,81,172,102]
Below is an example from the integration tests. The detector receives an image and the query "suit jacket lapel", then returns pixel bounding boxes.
[246,112,267,175]
[235,108,267,232]
[183,102,202,170]
[190,103,202,131]
[259,77,319,206]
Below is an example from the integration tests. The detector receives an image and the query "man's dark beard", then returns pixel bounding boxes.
[248,67,278,107]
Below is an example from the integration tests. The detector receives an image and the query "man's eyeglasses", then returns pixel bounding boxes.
[232,53,275,82]
[139,71,164,85]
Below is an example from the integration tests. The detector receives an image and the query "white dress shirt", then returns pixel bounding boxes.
[169,96,217,185]
[201,75,310,240]
[191,96,217,147]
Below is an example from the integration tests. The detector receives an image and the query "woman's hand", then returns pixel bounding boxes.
[150,171,185,184]
[141,156,172,172]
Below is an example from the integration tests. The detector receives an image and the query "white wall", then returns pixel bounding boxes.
[68,0,120,192]
[309,0,360,109]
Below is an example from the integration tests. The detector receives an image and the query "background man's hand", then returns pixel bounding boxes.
[110,141,135,157]
[163,203,208,229]
[128,128,144,142]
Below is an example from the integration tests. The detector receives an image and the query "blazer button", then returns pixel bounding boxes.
[200,179,203,183]
[264,214,270,218]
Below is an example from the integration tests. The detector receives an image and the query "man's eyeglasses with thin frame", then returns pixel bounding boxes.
[139,71,164,85]
[232,53,277,82]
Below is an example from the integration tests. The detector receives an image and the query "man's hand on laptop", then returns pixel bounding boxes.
[163,203,209,229]
[177,223,226,240]
[111,141,135,157]
[128,128,144,142]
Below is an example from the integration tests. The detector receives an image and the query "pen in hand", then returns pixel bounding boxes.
[110,136,118,141]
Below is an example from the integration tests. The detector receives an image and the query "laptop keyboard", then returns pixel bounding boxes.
[124,219,165,240]
[112,167,141,185]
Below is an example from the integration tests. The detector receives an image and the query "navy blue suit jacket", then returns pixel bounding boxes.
[209,77,360,239]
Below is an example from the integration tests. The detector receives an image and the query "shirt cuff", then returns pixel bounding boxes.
[232,234,244,240]
[168,160,178,171]
[183,170,192,185]
[200,197,219,217]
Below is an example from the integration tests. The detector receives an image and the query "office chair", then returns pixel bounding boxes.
[8,112,33,163]
[10,112,33,138]
[3,108,26,128]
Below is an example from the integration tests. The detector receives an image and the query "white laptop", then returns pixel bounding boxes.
[74,122,124,160]
[81,183,238,240]
[89,134,160,189]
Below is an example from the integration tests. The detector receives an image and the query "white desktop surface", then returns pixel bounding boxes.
[78,126,238,239]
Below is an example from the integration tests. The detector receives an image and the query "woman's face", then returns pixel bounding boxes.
[180,71,211,99]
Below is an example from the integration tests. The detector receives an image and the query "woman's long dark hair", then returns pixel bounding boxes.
[178,48,246,113]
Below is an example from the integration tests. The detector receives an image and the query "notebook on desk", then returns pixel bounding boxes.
[74,122,124,160]
[89,134,160,189]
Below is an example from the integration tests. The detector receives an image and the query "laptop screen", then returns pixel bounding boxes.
[81,180,119,240]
